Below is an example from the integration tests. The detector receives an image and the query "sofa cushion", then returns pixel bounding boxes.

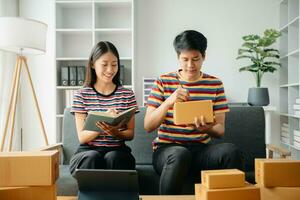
[62,109,80,165]
[211,106,266,172]
[126,108,157,165]
[57,165,78,196]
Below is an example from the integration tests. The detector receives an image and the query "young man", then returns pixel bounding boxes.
[144,30,244,195]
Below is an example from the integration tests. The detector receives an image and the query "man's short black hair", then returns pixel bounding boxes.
[173,30,207,56]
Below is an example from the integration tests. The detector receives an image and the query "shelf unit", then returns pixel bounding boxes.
[55,0,134,141]
[279,0,300,159]
[142,77,156,106]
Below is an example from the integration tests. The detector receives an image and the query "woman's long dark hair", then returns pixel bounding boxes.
[84,41,121,87]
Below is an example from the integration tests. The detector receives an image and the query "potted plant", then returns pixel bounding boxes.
[236,29,281,106]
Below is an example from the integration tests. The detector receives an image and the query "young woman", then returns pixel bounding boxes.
[144,30,244,195]
[69,41,137,176]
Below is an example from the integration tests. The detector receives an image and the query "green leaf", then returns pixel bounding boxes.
[242,42,258,49]
[239,65,260,72]
[258,38,275,47]
[236,55,255,60]
[264,48,280,53]
[262,54,280,59]
[238,48,254,55]
[260,65,278,73]
[263,62,281,66]
[264,29,281,39]
[242,35,260,41]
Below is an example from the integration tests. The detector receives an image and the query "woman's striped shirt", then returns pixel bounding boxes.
[71,86,138,147]
[147,71,229,148]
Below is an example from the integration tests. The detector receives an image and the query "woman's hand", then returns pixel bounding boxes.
[94,108,122,136]
[96,118,126,136]
[106,108,118,116]
[165,87,189,107]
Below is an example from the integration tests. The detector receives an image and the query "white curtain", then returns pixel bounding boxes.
[0,0,20,151]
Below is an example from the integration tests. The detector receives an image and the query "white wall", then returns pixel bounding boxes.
[135,0,280,108]
[0,0,22,151]
[19,0,55,150]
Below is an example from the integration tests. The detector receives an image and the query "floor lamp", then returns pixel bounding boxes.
[0,17,49,151]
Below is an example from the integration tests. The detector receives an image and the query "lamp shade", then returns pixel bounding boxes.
[0,17,47,55]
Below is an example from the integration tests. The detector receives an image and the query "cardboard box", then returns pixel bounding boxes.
[0,185,56,200]
[173,100,214,125]
[201,169,245,189]
[255,159,300,187]
[260,185,300,200]
[195,184,260,200]
[0,150,59,187]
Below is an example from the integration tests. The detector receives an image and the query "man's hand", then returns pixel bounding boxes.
[190,116,215,132]
[165,87,189,107]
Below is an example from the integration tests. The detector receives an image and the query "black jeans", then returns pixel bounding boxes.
[153,143,244,195]
[69,144,135,177]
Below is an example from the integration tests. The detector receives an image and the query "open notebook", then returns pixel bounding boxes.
[83,107,136,131]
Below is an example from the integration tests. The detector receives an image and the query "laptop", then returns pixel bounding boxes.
[75,169,140,200]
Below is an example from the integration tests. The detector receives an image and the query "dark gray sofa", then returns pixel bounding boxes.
[57,106,266,196]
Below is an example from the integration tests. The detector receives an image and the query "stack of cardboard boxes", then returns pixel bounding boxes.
[0,150,59,200]
[195,169,260,200]
[255,159,300,200]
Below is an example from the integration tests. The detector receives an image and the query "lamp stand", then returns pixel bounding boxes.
[0,55,49,151]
